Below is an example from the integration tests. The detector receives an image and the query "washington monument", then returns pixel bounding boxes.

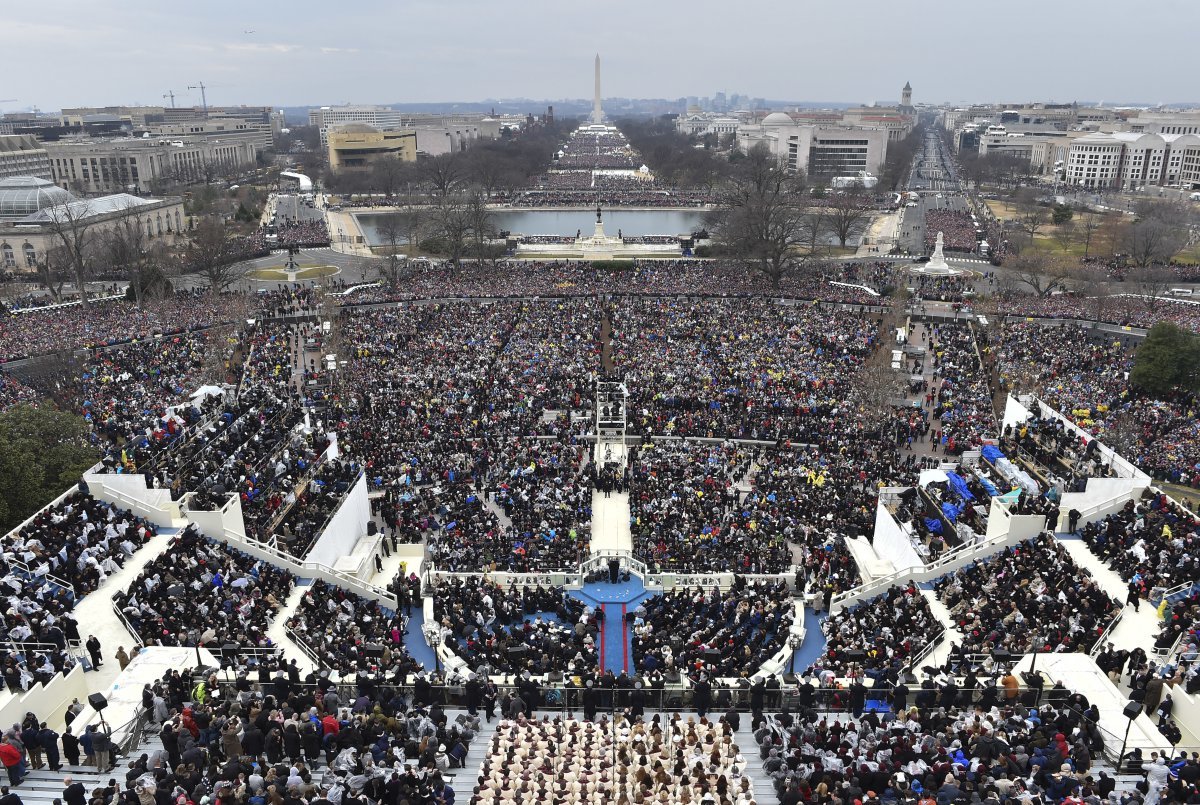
[591,53,604,125]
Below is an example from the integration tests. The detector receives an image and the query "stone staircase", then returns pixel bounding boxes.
[15,765,122,805]
[917,587,963,676]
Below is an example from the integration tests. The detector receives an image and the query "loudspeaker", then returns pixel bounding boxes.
[704,649,722,664]
[1123,701,1143,720]
[88,693,108,712]
[508,645,529,659]
[364,643,385,660]
[367,521,378,537]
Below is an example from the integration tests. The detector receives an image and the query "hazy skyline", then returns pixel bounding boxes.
[5,0,1199,113]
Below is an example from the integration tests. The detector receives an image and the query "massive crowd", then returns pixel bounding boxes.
[937,534,1121,657]
[815,585,941,679]
[114,526,295,650]
[0,291,244,363]
[758,681,1126,805]
[1082,491,1200,599]
[431,578,598,677]
[286,579,421,678]
[632,580,796,680]
[923,210,980,252]
[475,715,755,804]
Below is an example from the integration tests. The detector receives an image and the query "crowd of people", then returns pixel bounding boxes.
[431,578,598,677]
[114,525,295,650]
[919,322,997,455]
[995,292,1200,334]
[1081,491,1200,602]
[285,579,421,679]
[815,585,941,679]
[139,661,466,805]
[475,715,755,804]
[923,210,980,252]
[632,580,796,680]
[612,298,880,441]
[0,291,245,362]
[4,490,156,600]
[936,534,1122,657]
[757,681,1127,805]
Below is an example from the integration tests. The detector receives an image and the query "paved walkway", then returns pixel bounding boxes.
[1059,539,1162,655]
[264,580,318,675]
[855,211,899,257]
[918,588,965,677]
[70,526,181,691]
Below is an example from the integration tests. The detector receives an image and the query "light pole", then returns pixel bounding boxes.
[1119,702,1141,773]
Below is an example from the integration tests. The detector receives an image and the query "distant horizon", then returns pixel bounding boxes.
[5,0,1198,111]
[7,98,1200,118]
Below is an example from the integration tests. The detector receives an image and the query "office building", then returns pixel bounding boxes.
[736,113,890,177]
[45,134,258,194]
[1064,131,1200,189]
[0,135,52,181]
[327,125,417,170]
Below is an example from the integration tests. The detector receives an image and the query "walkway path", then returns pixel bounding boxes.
[856,211,899,257]
[71,526,180,690]
[570,578,652,674]
[1059,539,1162,655]
[264,580,318,675]
[918,587,964,676]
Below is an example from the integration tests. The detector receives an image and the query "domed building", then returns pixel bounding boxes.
[0,176,75,219]
[760,112,796,127]
[0,175,184,273]
[736,109,890,179]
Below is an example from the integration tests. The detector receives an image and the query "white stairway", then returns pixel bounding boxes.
[264,581,318,675]
[1059,540,1161,655]
[918,588,963,675]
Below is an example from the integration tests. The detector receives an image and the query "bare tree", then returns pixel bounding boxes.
[706,143,811,287]
[373,213,410,285]
[428,193,475,268]
[848,365,909,443]
[99,203,176,306]
[187,218,245,291]
[419,153,466,197]
[1052,219,1077,253]
[370,158,410,199]
[825,184,872,248]
[1005,252,1071,296]
[464,191,500,263]
[41,198,101,308]
[1078,211,1103,259]
[1014,205,1050,250]
[1123,214,1187,268]
[34,246,74,303]
[1128,265,1174,312]
[799,209,828,256]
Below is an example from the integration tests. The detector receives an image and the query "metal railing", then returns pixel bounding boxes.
[111,600,145,648]
[1090,608,1125,658]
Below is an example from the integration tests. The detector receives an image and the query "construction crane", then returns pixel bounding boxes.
[187,82,208,118]
[163,90,176,108]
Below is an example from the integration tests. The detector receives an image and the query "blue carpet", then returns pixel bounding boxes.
[788,607,827,675]
[403,605,437,671]
[1055,531,1083,541]
[581,577,647,603]
[599,603,628,674]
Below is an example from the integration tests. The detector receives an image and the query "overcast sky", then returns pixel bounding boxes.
[5,0,1198,112]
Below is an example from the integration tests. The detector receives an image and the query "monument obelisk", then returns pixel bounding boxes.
[591,53,604,125]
